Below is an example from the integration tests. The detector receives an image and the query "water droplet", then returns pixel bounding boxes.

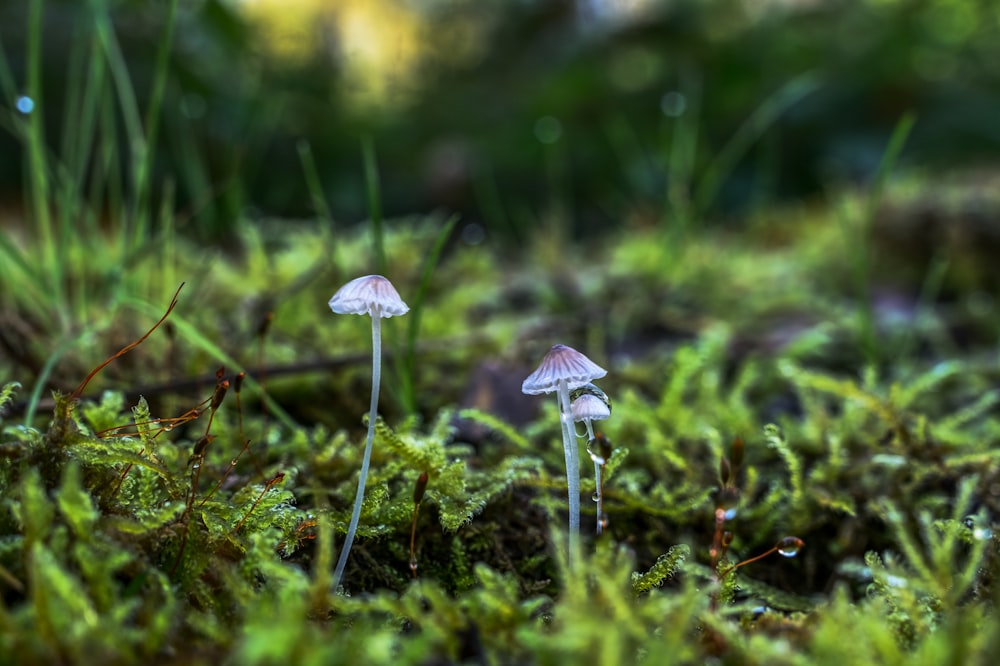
[164,425,173,432]
[592,492,601,503]
[191,463,200,470]
[230,459,239,466]
[16,95,34,114]
[885,574,908,589]
[776,536,803,557]
[723,508,737,521]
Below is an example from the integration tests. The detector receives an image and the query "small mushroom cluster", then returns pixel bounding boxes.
[327,275,615,585]
[522,344,613,565]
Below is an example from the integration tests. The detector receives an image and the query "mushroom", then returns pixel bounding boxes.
[329,274,409,590]
[570,384,612,535]
[522,344,607,564]
[570,384,611,442]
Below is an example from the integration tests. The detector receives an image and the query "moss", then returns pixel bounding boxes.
[2,199,1000,663]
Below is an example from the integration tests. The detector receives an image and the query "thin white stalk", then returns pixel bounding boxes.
[556,380,580,566]
[593,459,604,535]
[583,418,604,536]
[332,314,382,590]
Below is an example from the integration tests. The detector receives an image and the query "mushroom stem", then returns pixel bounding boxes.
[556,379,581,566]
[332,314,383,590]
[582,419,605,536]
[593,457,604,536]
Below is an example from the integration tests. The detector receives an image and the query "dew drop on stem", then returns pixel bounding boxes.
[776,536,804,557]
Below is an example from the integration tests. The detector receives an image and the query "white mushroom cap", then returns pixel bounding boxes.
[521,344,607,395]
[570,390,611,422]
[329,275,409,318]
[571,393,611,421]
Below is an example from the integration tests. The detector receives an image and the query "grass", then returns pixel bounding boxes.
[2,1,1000,664]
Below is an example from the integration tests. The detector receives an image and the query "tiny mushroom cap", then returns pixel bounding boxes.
[570,390,612,423]
[522,344,607,395]
[329,274,409,318]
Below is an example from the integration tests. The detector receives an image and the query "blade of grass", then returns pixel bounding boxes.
[399,214,460,414]
[66,33,104,201]
[0,236,51,328]
[663,63,701,236]
[361,135,387,276]
[158,180,178,304]
[96,75,126,242]
[473,159,519,245]
[297,139,337,253]
[850,112,917,366]
[892,251,950,366]
[89,0,156,254]
[694,72,821,215]
[133,0,179,242]
[170,109,217,233]
[0,232,42,287]
[56,26,101,323]
[24,324,103,426]
[0,33,17,101]
[26,0,62,330]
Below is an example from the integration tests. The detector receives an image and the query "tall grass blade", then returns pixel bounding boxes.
[694,72,820,215]
[24,326,101,426]
[400,214,460,414]
[297,139,337,252]
[893,252,950,365]
[361,135,387,276]
[853,112,917,365]
[664,64,701,235]
[26,0,62,329]
[89,0,145,189]
[133,0,179,242]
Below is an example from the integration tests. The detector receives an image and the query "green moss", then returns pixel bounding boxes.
[2,186,1000,664]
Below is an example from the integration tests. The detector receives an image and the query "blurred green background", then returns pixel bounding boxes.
[2,0,999,242]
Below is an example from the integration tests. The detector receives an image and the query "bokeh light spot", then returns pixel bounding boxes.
[534,116,563,144]
[660,91,687,117]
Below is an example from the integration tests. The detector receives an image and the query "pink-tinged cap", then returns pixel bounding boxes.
[522,344,607,395]
[570,392,611,422]
[329,275,409,318]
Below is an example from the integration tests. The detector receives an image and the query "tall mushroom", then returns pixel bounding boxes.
[522,344,607,565]
[329,274,409,590]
